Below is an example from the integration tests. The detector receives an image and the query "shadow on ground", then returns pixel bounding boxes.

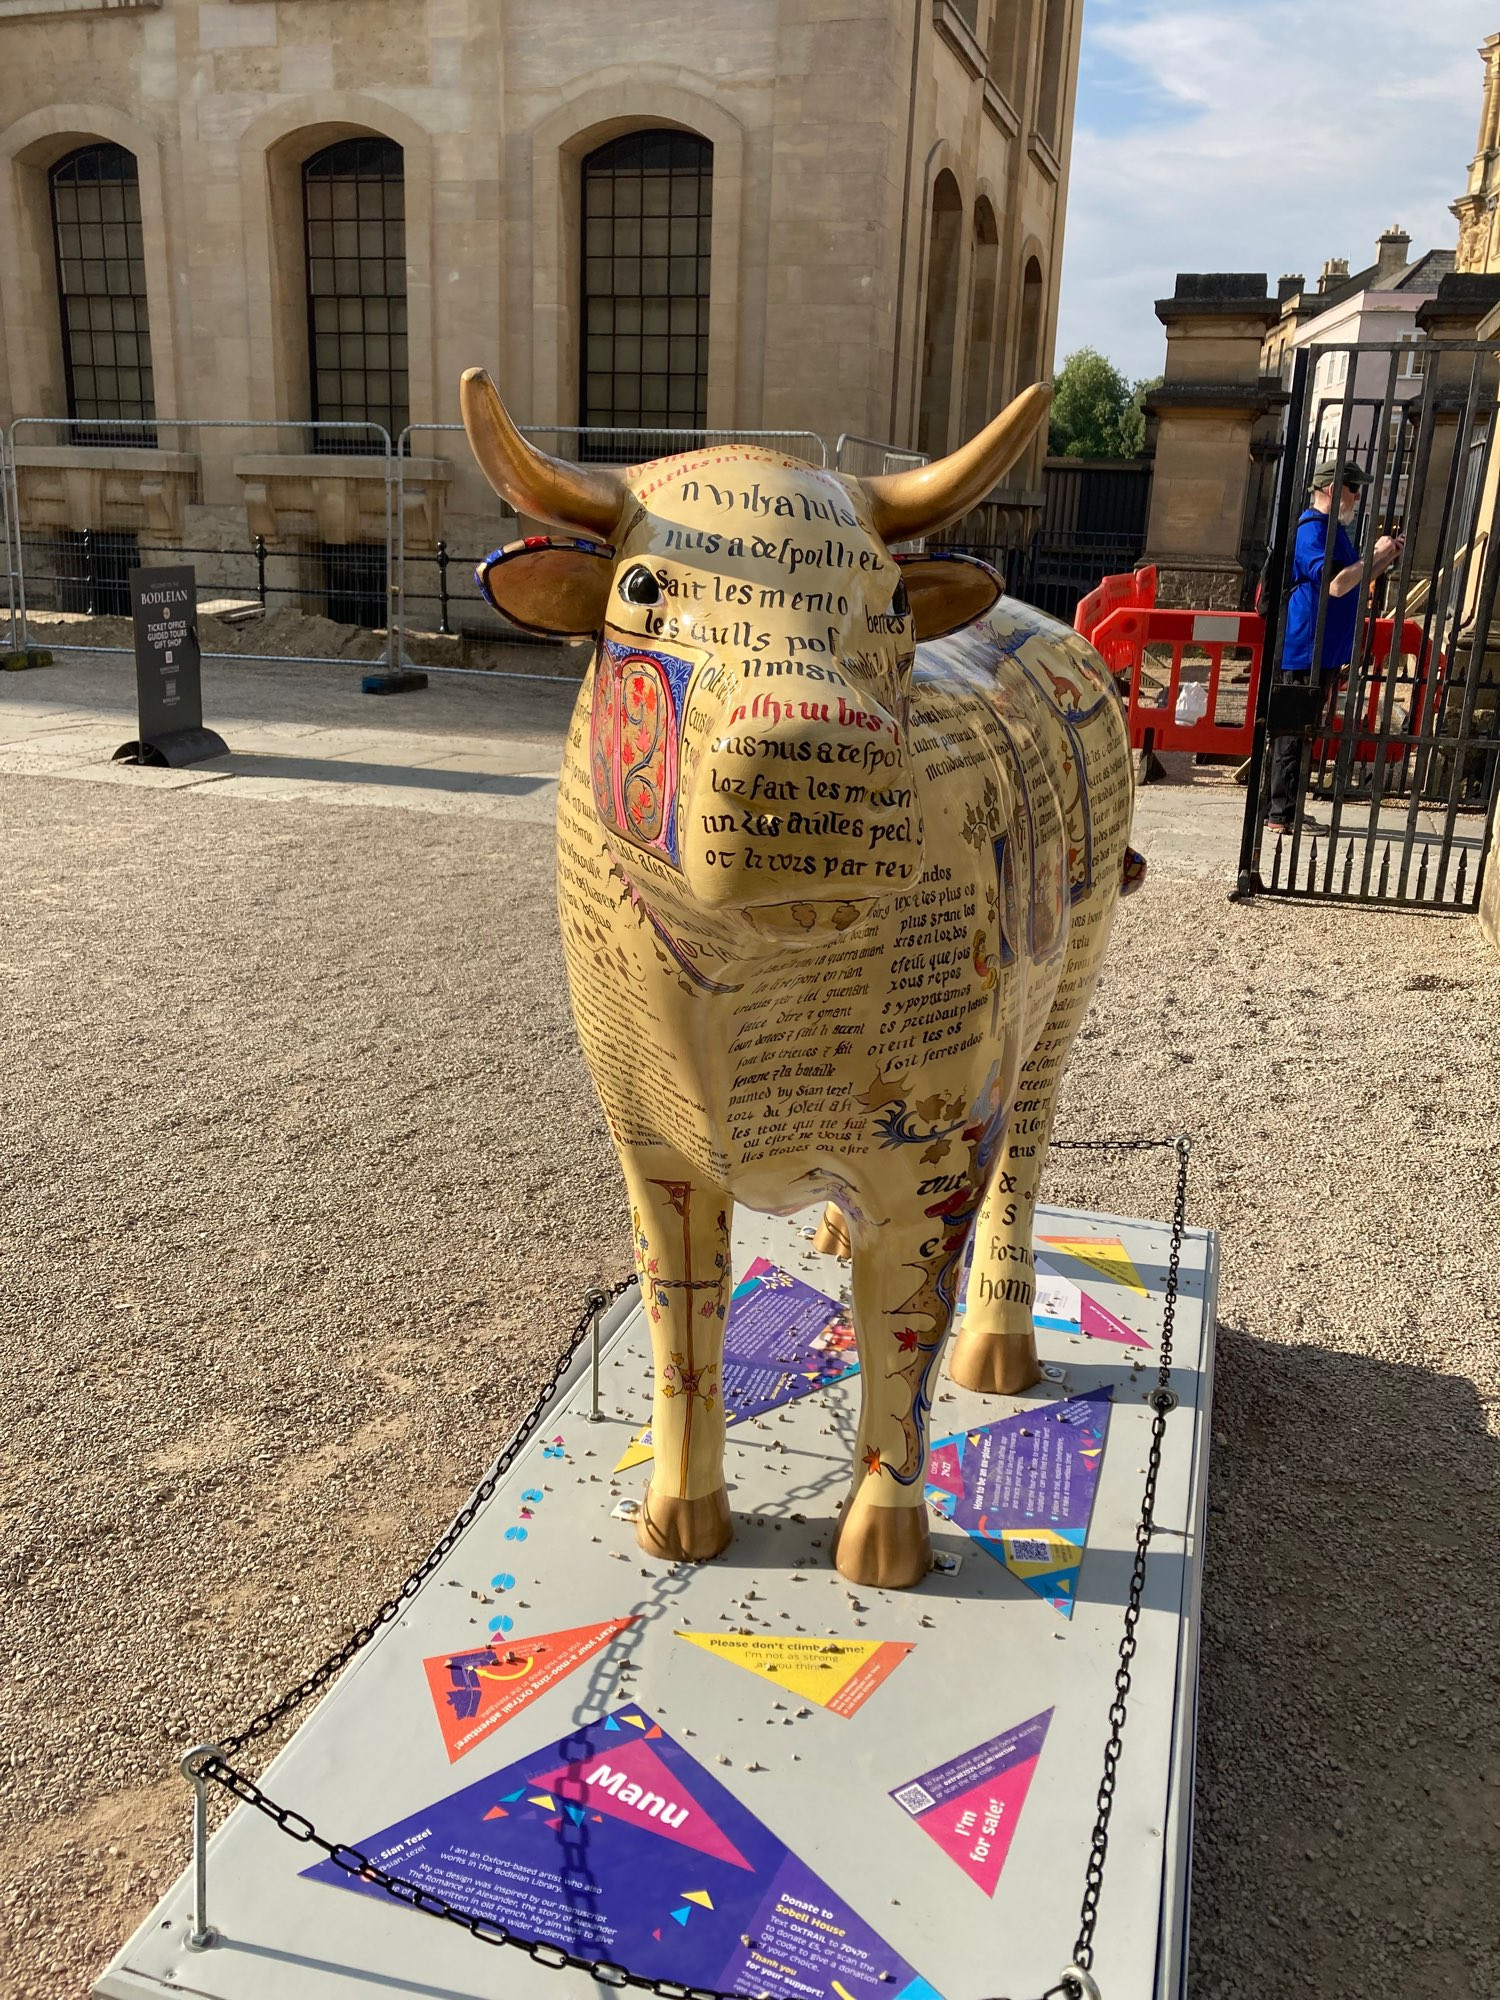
[1191,1323,1497,1999]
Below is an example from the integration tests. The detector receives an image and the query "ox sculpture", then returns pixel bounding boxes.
[462,370,1143,1589]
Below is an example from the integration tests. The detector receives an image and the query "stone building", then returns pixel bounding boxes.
[1453,30,1500,276]
[0,0,1082,638]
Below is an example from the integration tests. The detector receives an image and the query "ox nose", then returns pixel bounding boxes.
[684,705,921,909]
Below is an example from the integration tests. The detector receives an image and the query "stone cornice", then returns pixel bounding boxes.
[932,0,985,80]
[1028,130,1060,183]
[1145,383,1283,418]
[0,0,160,17]
[981,79,1019,137]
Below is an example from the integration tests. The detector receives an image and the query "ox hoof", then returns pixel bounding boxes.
[636,1484,732,1563]
[812,1202,852,1260]
[948,1325,1042,1396]
[831,1490,930,1589]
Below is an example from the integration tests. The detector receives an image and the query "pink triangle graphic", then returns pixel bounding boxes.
[926,1440,965,1499]
[916,1754,1043,1897]
[1079,1292,1147,1350]
[528,1739,753,1872]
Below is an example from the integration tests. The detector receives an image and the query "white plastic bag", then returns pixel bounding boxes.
[1174,680,1209,727]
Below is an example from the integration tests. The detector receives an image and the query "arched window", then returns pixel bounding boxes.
[1018,255,1046,392]
[581,129,712,442]
[1037,0,1068,147]
[49,144,155,433]
[303,137,407,448]
[917,172,964,457]
[961,199,1001,441]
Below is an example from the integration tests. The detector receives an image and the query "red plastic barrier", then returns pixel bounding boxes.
[1315,619,1434,766]
[1089,603,1262,758]
[1074,565,1156,676]
[1083,571,1440,766]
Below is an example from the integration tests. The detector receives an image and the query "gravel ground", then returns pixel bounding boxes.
[2,773,1497,2000]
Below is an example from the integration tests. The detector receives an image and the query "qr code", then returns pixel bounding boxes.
[1009,1537,1052,1564]
[892,1781,935,1816]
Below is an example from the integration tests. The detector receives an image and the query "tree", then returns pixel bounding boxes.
[1048,348,1159,459]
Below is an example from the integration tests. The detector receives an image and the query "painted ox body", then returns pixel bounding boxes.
[463,372,1141,1587]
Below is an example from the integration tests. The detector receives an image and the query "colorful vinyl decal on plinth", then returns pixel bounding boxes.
[955,1238,1151,1350]
[925,1389,1112,1615]
[303,1705,941,1999]
[616,1257,858,1470]
[890,1710,1052,1897]
[675,1631,913,1717]
[423,1619,638,1762]
[1033,1231,1148,1297]
[1031,1255,1150,1351]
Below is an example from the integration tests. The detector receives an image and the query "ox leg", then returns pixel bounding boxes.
[831,1207,969,1589]
[947,1111,1051,1394]
[951,920,1113,1396]
[622,1160,734,1563]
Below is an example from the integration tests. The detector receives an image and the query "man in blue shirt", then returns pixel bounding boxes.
[1267,459,1404,835]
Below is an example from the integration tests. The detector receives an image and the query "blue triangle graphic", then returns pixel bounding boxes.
[604,1715,621,1732]
[671,1906,691,1926]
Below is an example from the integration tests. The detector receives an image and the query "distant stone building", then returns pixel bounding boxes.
[0,0,1083,632]
[1453,30,1500,275]
[1261,231,1455,462]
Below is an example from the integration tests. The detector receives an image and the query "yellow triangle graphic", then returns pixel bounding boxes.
[622,1713,647,1728]
[674,1630,904,1712]
[527,1793,556,1810]
[613,1425,654,1473]
[1036,1233,1148,1297]
[681,1890,714,1910]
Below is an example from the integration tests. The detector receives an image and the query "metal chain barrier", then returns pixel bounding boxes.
[184,1136,1192,2000]
[1049,1135,1190,1986]
[216,1275,636,1758]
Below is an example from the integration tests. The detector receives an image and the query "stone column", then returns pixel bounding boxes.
[1139,275,1281,608]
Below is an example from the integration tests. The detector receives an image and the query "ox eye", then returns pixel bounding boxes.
[619,564,662,606]
[892,576,910,618]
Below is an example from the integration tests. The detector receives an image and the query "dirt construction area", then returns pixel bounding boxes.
[3,655,1498,2000]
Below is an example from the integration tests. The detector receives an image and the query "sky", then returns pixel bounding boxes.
[1056,0,1499,382]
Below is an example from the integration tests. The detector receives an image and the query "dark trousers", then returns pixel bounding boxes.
[1268,667,1340,824]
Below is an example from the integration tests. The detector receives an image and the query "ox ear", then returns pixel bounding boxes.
[895,550,1004,642]
[475,535,615,637]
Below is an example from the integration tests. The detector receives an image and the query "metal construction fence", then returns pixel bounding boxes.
[4,414,399,667]
[0,416,846,678]
[392,423,828,675]
[831,432,927,477]
[1,433,18,653]
[3,418,1161,677]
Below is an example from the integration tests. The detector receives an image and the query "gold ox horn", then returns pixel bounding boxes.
[460,366,1050,547]
[460,367,624,539]
[859,382,1053,542]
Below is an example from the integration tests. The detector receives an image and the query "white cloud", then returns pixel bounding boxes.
[1056,0,1497,380]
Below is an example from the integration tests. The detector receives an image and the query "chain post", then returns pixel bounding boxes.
[1059,1967,1103,2000]
[180,1744,223,1950]
[584,1285,609,1421]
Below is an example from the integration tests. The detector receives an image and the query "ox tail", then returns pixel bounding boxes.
[1121,846,1148,897]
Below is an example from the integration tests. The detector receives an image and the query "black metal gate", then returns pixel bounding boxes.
[1236,341,1500,910]
[946,458,1152,621]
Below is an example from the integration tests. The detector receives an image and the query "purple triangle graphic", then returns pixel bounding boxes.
[926,1390,1112,1619]
[300,1707,935,1999]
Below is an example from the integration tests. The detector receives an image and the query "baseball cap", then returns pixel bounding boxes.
[1311,458,1372,490]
